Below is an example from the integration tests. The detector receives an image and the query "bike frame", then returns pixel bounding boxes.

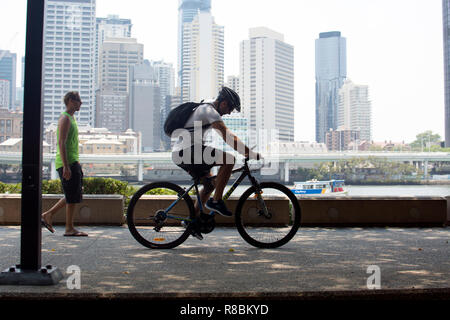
[162,161,261,222]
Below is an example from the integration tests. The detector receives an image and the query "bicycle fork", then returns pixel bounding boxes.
[249,176,271,219]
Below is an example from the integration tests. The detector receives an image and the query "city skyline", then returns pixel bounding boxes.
[0,0,444,144]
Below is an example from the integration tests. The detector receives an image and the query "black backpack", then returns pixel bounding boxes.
[163,101,213,137]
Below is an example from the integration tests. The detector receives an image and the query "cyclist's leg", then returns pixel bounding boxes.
[211,149,235,201]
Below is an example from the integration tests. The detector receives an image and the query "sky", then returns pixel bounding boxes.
[0,0,445,144]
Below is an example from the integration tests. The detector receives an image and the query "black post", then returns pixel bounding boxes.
[20,0,45,271]
[0,0,62,285]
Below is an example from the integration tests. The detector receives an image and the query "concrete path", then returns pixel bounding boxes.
[1,225,449,298]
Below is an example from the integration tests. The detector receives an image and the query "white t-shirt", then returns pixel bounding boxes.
[172,103,222,152]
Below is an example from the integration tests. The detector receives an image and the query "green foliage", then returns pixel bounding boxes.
[41,179,62,194]
[0,181,21,193]
[303,157,420,183]
[145,188,177,195]
[83,177,135,197]
[410,130,442,151]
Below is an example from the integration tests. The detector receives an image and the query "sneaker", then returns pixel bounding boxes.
[182,219,203,240]
[205,198,233,217]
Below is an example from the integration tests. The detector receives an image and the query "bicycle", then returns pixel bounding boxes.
[126,158,301,249]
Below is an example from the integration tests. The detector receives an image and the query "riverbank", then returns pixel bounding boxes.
[343,180,450,186]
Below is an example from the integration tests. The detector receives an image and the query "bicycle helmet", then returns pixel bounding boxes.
[218,86,241,112]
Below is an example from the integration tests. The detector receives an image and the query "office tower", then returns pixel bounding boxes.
[315,31,347,143]
[337,79,372,141]
[240,27,295,143]
[443,0,450,147]
[0,80,10,109]
[177,0,211,88]
[98,37,143,93]
[151,60,175,149]
[42,0,96,128]
[0,50,17,110]
[226,75,240,95]
[96,37,143,131]
[95,92,129,132]
[95,15,132,89]
[129,61,161,152]
[181,11,224,102]
[151,60,175,102]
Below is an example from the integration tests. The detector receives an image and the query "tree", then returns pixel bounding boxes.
[410,131,441,151]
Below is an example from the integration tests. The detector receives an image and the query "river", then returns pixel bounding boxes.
[173,184,450,197]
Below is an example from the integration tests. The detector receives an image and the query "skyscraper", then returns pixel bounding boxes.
[240,27,295,143]
[181,11,224,102]
[315,31,347,143]
[96,37,143,131]
[0,50,17,110]
[443,0,450,147]
[151,60,175,149]
[43,0,96,128]
[177,0,212,94]
[95,15,133,90]
[337,79,372,142]
[129,60,161,152]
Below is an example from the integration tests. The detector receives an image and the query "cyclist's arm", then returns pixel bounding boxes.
[211,121,258,159]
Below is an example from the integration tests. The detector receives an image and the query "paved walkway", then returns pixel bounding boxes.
[1,226,449,297]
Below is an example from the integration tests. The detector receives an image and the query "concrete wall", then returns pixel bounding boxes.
[0,194,448,227]
[0,194,124,226]
[299,196,448,226]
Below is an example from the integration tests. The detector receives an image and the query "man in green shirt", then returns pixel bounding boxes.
[41,91,87,237]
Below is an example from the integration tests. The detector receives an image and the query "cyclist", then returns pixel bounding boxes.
[171,87,260,239]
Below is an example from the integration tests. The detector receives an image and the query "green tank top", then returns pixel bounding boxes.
[55,111,79,169]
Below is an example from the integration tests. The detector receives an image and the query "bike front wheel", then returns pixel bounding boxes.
[126,181,195,249]
[235,182,301,248]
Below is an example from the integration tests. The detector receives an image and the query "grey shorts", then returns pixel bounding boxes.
[57,162,83,204]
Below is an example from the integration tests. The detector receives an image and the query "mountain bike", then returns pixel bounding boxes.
[126,158,301,249]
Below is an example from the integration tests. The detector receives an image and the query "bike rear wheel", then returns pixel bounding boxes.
[126,181,195,249]
[235,182,301,248]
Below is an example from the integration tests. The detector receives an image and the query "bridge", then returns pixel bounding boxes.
[0,151,448,182]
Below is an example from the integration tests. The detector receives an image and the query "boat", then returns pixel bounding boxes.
[291,179,348,196]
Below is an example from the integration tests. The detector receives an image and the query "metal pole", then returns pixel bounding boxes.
[20,0,45,271]
[0,0,62,285]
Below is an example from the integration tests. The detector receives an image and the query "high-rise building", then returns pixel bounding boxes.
[98,37,143,93]
[0,50,17,110]
[129,60,161,152]
[96,37,143,131]
[95,15,132,90]
[337,79,372,141]
[315,31,347,143]
[177,0,211,88]
[443,0,450,147]
[151,60,175,149]
[95,91,129,132]
[181,11,224,102]
[240,27,295,144]
[43,0,96,128]
[0,80,10,109]
[226,75,239,96]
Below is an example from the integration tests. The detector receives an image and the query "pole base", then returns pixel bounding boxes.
[0,265,63,286]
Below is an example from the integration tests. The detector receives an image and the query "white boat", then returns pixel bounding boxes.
[291,179,348,196]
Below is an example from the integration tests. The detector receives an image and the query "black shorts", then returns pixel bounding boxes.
[172,145,235,178]
[57,162,83,204]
